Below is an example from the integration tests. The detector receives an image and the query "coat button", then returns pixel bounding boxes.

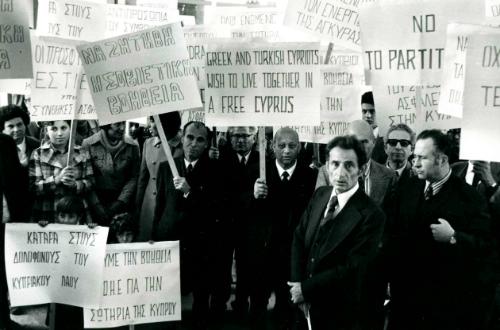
[152,177,156,181]
[309,274,312,278]
[311,258,315,263]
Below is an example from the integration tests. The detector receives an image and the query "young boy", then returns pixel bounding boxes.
[55,196,85,225]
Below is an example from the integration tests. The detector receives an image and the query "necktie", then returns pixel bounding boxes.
[424,185,433,200]
[282,171,289,182]
[320,195,338,226]
[358,175,366,194]
[186,163,193,175]
[240,156,246,166]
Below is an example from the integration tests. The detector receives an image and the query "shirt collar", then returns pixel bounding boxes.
[330,182,359,211]
[17,138,26,153]
[184,158,199,169]
[386,160,407,177]
[425,169,452,196]
[237,151,251,163]
[275,159,297,179]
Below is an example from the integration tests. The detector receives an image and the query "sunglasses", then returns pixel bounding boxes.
[387,139,411,147]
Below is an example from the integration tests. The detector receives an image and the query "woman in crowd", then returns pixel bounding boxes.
[29,120,94,223]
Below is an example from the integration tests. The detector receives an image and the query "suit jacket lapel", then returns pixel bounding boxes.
[305,187,331,247]
[319,190,363,258]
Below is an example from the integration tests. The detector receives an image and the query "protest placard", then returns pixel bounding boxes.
[83,242,180,328]
[105,4,180,37]
[276,56,364,143]
[486,0,500,17]
[0,0,33,79]
[461,34,500,162]
[37,0,106,41]
[359,0,485,86]
[204,42,321,127]
[5,223,109,307]
[0,80,31,95]
[136,0,178,10]
[29,34,97,121]
[438,23,500,118]
[77,22,201,126]
[372,85,461,137]
[283,0,361,51]
[181,26,228,124]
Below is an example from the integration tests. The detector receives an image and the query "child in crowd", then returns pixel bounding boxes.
[38,196,94,330]
[111,213,135,243]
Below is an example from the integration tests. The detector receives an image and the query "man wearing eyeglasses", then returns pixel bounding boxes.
[217,126,261,320]
[384,124,416,184]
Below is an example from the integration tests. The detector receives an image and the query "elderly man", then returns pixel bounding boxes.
[316,120,397,207]
[289,135,385,330]
[253,127,317,328]
[218,126,260,319]
[388,130,495,330]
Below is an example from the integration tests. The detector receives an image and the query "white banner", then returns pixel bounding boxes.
[461,34,500,162]
[5,223,109,307]
[30,34,97,121]
[373,85,461,137]
[0,80,31,95]
[37,0,106,41]
[486,0,500,17]
[284,0,361,50]
[205,42,321,127]
[84,242,181,328]
[77,22,201,125]
[105,4,180,37]
[438,23,500,118]
[0,0,33,79]
[359,0,485,86]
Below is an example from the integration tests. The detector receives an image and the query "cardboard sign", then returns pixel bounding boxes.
[77,22,201,125]
[486,0,500,17]
[0,0,33,79]
[181,26,229,125]
[204,42,321,127]
[438,23,500,118]
[84,242,181,328]
[359,0,485,86]
[373,85,461,137]
[5,223,109,308]
[105,4,180,37]
[136,0,178,10]
[0,80,31,95]
[37,0,106,41]
[29,34,97,121]
[276,55,364,144]
[461,34,500,162]
[284,0,361,50]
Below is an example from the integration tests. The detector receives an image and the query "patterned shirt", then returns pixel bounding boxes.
[29,142,94,222]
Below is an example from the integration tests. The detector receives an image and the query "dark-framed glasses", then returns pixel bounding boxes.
[387,139,411,147]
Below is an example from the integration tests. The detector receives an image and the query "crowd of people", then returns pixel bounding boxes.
[0,91,499,330]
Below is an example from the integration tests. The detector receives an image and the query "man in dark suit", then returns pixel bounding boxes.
[253,128,317,328]
[152,121,221,329]
[217,126,260,319]
[289,135,385,330]
[388,129,495,330]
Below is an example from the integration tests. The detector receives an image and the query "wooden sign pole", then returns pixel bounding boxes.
[153,115,179,178]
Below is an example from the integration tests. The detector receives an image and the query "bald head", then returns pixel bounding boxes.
[273,127,300,170]
[348,120,375,159]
